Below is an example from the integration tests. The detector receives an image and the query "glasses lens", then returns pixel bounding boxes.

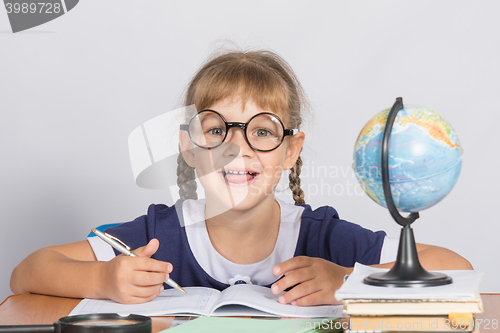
[189,111,226,148]
[246,114,284,151]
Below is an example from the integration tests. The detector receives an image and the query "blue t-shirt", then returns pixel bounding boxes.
[103,200,386,291]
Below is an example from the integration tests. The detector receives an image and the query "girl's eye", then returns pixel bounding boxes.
[253,128,272,137]
[207,127,225,136]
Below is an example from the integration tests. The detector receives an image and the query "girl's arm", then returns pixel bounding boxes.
[378,243,473,270]
[10,239,172,304]
[271,243,473,306]
[10,241,103,299]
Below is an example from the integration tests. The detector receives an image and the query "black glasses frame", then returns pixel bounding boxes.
[180,109,297,152]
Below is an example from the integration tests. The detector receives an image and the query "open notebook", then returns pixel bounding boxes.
[70,284,343,318]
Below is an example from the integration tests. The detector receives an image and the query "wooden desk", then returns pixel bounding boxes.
[1,293,499,332]
[0,294,175,332]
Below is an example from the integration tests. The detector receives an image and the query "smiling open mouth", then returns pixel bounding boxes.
[221,169,259,184]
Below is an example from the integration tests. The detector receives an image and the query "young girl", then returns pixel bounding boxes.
[10,49,472,306]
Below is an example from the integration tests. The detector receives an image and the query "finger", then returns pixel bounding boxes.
[133,239,160,258]
[278,280,320,304]
[131,270,171,287]
[132,257,172,274]
[121,285,164,304]
[271,267,315,294]
[293,286,342,306]
[130,283,166,298]
[290,289,324,306]
[273,256,312,276]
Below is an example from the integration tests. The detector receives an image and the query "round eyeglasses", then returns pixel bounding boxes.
[180,110,297,152]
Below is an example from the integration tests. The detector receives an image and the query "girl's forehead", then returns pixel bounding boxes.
[207,97,287,122]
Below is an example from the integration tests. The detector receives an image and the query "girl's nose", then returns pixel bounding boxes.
[224,128,254,156]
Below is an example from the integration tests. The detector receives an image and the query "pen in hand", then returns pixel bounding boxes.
[91,228,186,293]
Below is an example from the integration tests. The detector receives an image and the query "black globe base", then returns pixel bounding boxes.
[364,271,452,287]
[363,224,452,287]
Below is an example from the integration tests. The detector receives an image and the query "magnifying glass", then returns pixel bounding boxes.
[0,313,151,332]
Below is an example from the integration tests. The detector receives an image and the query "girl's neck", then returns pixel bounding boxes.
[204,195,281,265]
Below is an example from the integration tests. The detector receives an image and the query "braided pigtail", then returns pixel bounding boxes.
[177,146,198,200]
[289,154,305,205]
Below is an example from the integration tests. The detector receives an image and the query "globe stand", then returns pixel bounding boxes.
[363,97,453,287]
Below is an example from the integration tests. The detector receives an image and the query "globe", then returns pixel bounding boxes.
[353,105,463,213]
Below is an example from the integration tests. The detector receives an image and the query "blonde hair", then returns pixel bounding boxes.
[178,50,307,205]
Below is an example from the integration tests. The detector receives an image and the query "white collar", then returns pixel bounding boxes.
[182,198,304,285]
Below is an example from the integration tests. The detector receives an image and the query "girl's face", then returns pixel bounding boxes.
[180,97,304,215]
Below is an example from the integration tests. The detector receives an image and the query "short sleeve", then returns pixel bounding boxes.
[87,236,115,261]
[379,236,399,264]
[103,214,150,256]
[296,205,386,267]
[324,219,386,266]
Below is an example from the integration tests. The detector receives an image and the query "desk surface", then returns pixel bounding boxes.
[1,293,499,332]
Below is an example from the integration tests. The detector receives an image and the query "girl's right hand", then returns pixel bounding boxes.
[99,238,172,304]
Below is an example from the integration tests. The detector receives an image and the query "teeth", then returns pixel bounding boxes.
[224,170,255,175]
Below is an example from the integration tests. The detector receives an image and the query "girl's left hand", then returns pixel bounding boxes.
[271,256,350,306]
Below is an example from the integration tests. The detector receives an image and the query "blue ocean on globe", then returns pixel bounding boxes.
[353,106,463,213]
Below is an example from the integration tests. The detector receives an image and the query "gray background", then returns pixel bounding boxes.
[1,1,499,302]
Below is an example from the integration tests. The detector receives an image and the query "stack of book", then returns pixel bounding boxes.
[335,264,483,333]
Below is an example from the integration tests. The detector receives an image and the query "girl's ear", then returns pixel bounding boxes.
[179,130,196,168]
[284,131,305,170]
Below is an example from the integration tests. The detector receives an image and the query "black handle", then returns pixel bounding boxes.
[381,97,420,226]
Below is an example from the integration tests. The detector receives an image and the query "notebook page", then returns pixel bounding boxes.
[69,287,220,316]
[212,284,343,318]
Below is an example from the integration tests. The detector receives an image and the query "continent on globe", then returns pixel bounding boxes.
[353,105,463,213]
